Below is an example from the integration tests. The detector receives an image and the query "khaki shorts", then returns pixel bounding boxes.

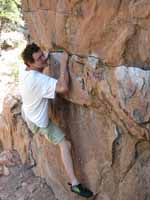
[22,111,65,145]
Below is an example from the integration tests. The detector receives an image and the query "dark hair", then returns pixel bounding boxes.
[21,43,40,65]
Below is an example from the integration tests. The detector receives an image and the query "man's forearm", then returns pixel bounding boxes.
[55,52,69,94]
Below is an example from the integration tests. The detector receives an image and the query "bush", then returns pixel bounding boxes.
[0,0,24,40]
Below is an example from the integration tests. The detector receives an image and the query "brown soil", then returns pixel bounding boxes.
[0,164,56,200]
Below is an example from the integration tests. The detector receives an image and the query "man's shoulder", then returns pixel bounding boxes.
[35,71,56,82]
[29,71,55,87]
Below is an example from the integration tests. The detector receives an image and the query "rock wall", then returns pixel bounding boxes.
[1,1,150,200]
[22,0,150,68]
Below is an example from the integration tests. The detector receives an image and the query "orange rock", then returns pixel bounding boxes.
[22,0,150,67]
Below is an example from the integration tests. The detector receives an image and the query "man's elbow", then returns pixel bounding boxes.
[56,84,69,94]
[60,86,68,94]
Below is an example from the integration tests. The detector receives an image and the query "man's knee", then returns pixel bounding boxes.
[66,140,71,150]
[59,138,71,151]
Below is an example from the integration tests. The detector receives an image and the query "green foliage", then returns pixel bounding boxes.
[0,0,23,34]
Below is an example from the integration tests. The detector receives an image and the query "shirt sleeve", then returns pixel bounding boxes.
[36,73,58,99]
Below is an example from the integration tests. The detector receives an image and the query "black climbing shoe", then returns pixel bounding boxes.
[70,183,93,198]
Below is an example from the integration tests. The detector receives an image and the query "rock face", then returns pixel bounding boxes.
[1,63,150,200]
[22,0,150,68]
[1,0,150,200]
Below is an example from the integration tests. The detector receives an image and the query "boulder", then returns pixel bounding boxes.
[0,0,150,199]
[1,62,150,199]
[22,0,150,68]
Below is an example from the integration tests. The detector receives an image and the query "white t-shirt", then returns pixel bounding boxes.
[19,65,57,128]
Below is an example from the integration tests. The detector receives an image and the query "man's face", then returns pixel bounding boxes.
[28,50,47,71]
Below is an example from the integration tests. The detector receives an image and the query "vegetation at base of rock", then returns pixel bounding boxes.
[0,0,24,48]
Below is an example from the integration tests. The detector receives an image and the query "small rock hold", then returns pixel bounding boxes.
[21,182,27,187]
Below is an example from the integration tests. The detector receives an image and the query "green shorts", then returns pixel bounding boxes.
[22,111,65,145]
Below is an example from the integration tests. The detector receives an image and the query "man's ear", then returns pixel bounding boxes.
[26,62,32,68]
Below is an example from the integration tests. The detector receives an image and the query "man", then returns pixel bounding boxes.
[19,43,93,198]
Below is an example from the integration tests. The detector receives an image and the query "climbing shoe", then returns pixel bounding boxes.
[70,183,93,198]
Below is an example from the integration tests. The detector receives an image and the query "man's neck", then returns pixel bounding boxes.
[26,66,43,73]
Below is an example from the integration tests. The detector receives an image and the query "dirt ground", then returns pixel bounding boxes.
[0,164,56,200]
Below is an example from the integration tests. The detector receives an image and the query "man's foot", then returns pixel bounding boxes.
[70,183,93,198]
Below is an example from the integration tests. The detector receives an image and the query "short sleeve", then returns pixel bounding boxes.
[35,73,57,99]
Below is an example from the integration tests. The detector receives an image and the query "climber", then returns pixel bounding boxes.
[19,43,93,198]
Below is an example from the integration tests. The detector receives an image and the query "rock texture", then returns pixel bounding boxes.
[0,150,21,176]
[1,62,150,200]
[22,0,150,68]
[1,1,150,200]
[0,164,57,200]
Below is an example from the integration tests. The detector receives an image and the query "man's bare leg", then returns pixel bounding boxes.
[58,138,79,186]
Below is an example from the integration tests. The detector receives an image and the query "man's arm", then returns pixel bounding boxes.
[55,52,69,94]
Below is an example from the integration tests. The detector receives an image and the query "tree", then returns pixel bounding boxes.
[0,0,23,39]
